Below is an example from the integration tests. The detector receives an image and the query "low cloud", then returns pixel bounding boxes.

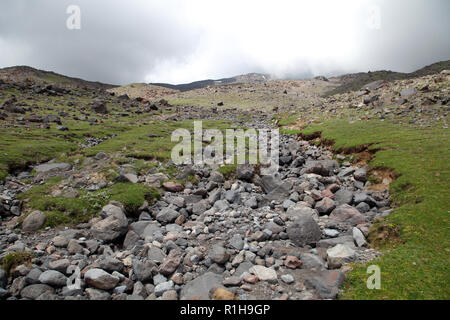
[0,0,449,85]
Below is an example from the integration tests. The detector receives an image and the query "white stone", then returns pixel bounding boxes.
[352,227,367,247]
[249,265,277,282]
[326,244,356,269]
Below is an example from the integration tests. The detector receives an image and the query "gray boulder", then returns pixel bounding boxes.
[286,216,322,246]
[38,270,68,288]
[90,204,128,242]
[20,284,55,300]
[22,211,47,232]
[180,272,223,300]
[84,268,120,290]
[156,207,180,224]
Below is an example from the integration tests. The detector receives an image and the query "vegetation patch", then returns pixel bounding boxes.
[293,119,450,299]
[107,182,160,213]
[2,252,35,276]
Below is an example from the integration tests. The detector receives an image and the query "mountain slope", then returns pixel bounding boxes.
[0,66,117,90]
[324,60,450,97]
[150,73,270,92]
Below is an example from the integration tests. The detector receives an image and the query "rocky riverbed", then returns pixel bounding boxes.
[0,110,391,301]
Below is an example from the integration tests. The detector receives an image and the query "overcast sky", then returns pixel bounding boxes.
[0,0,449,85]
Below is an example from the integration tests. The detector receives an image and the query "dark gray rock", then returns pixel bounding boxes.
[286,216,322,246]
[133,260,156,283]
[20,284,55,300]
[156,207,180,224]
[209,244,230,265]
[228,234,244,250]
[305,270,345,299]
[38,270,68,288]
[237,164,254,182]
[334,189,353,205]
[98,258,124,273]
[180,272,223,300]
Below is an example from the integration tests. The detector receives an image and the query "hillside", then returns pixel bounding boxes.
[106,83,179,101]
[151,73,270,92]
[324,60,450,97]
[0,61,448,301]
[0,66,117,91]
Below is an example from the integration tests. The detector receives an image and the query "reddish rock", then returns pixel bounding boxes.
[321,189,335,199]
[327,184,340,193]
[175,215,186,225]
[285,256,303,269]
[243,274,259,284]
[329,204,367,225]
[159,250,183,276]
[310,190,323,201]
[315,197,336,215]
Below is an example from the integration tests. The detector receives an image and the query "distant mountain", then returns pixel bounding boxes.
[0,66,117,90]
[107,83,179,100]
[324,60,450,96]
[150,73,270,92]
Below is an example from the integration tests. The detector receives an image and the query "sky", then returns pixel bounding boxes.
[0,0,449,85]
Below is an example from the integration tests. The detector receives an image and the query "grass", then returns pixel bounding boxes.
[84,120,235,161]
[18,178,160,227]
[295,119,450,299]
[2,252,35,276]
[217,163,238,179]
[107,182,160,213]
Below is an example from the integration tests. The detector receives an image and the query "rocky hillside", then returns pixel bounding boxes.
[151,73,270,92]
[0,66,117,91]
[0,63,448,301]
[324,60,450,97]
[107,83,179,101]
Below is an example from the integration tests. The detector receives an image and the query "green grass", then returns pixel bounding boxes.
[297,119,450,299]
[84,120,235,161]
[18,178,160,227]
[217,163,238,179]
[107,182,160,213]
[2,252,35,276]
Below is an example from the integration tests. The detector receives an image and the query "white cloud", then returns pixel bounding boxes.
[0,0,449,84]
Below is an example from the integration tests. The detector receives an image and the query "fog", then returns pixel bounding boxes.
[0,0,449,85]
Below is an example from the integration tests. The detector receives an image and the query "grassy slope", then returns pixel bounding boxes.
[298,120,450,299]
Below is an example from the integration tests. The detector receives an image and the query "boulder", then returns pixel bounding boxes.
[84,268,120,290]
[22,210,47,232]
[156,207,180,224]
[38,270,68,288]
[352,227,367,247]
[305,270,345,299]
[237,165,254,182]
[180,272,223,300]
[209,245,230,265]
[315,197,336,215]
[326,244,356,268]
[329,204,366,226]
[286,216,322,246]
[162,181,184,193]
[20,284,55,300]
[90,204,128,242]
